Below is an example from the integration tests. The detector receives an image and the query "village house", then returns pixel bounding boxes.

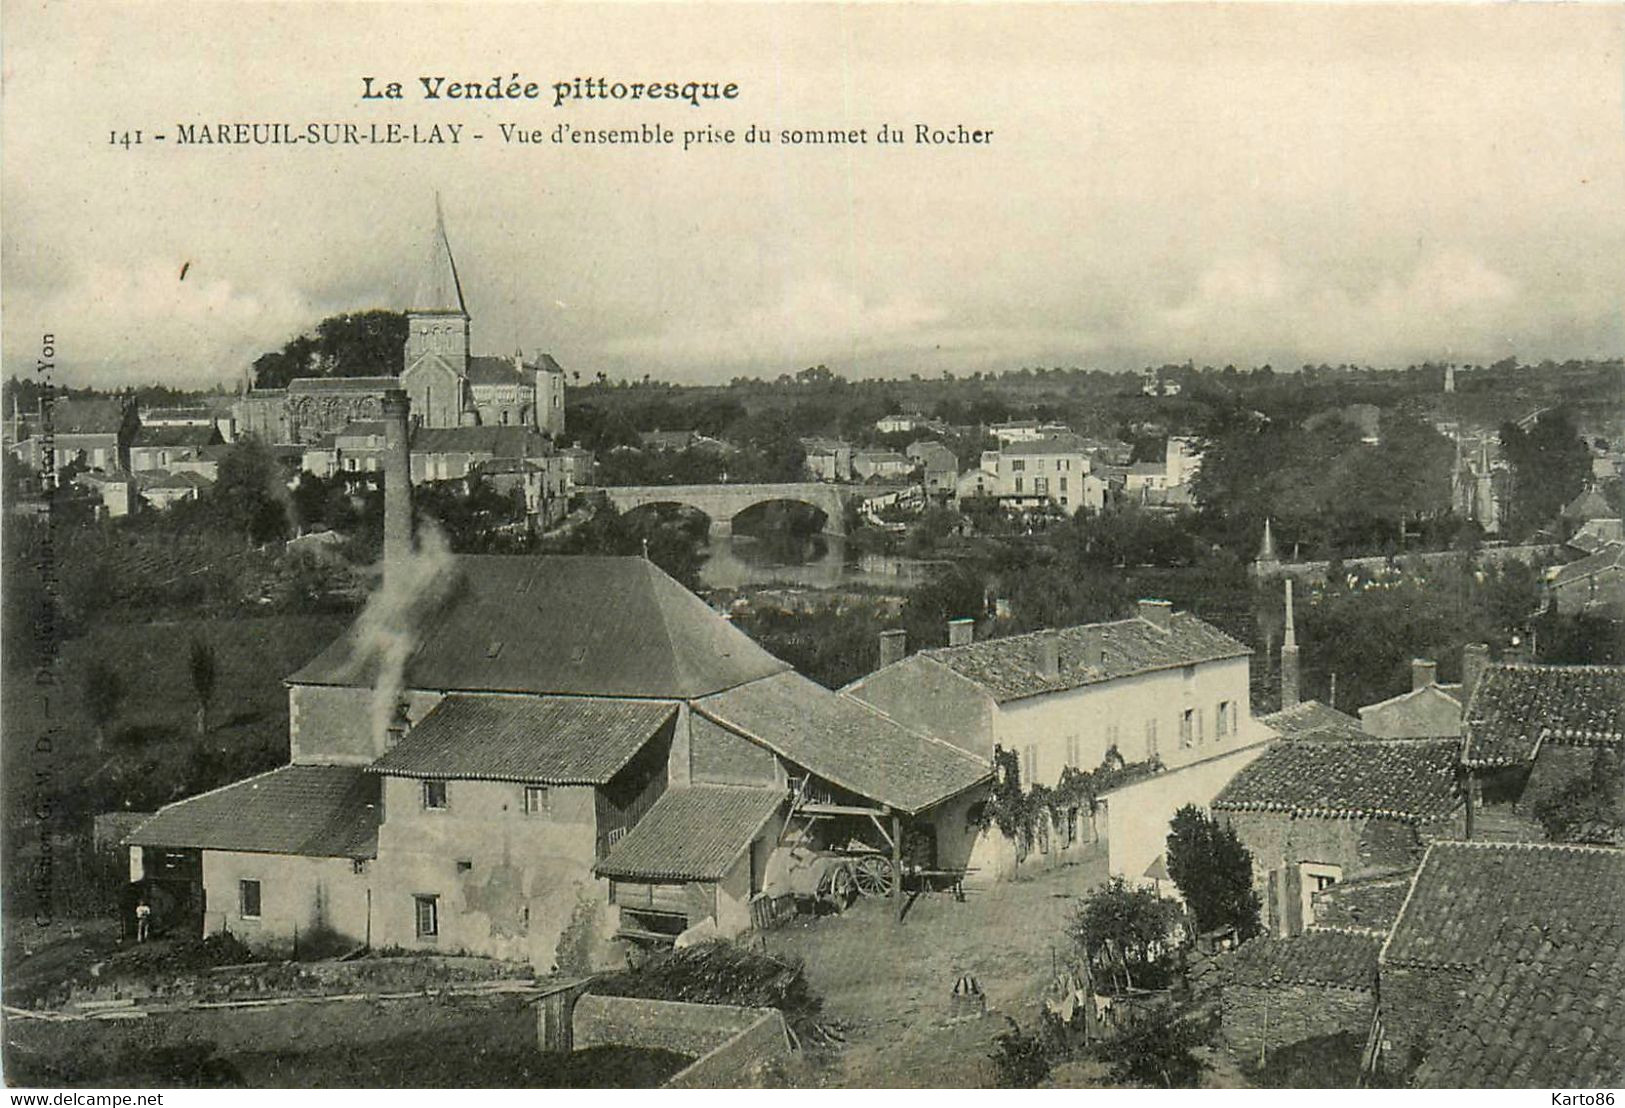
[844,601,1273,883]
[127,389,990,971]
[1376,841,1625,1086]
[1459,661,1625,837]
[1547,540,1625,618]
[138,469,215,510]
[11,397,140,474]
[906,440,959,498]
[800,437,853,482]
[1356,656,1470,738]
[1566,516,1623,556]
[990,419,1071,445]
[874,412,935,436]
[139,404,237,441]
[851,449,913,481]
[976,434,1106,516]
[129,424,224,473]
[1212,735,1465,936]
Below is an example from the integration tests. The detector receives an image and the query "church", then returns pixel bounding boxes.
[234,204,567,445]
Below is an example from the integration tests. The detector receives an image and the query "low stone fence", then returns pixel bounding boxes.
[570,994,790,1087]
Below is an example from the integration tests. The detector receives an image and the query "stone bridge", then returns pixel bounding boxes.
[589,482,855,536]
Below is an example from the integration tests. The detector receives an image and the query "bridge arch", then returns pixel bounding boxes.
[594,482,851,536]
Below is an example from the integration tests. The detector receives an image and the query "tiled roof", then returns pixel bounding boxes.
[1386,841,1625,1088]
[911,611,1251,703]
[1411,952,1625,1088]
[1562,484,1613,522]
[595,786,784,882]
[466,356,531,386]
[1311,871,1414,931]
[126,765,378,858]
[1223,928,1381,990]
[695,671,991,814]
[289,555,792,699]
[1461,663,1625,767]
[1259,699,1365,739]
[1212,736,1460,821]
[145,470,214,490]
[368,694,675,784]
[1383,841,1625,969]
[410,426,551,458]
[133,426,219,449]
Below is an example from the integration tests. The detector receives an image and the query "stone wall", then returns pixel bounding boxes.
[570,995,790,1086]
[1221,982,1375,1061]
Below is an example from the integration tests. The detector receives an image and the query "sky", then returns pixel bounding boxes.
[3,2,1623,389]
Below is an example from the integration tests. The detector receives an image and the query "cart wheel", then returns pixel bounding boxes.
[853,855,897,897]
[820,862,856,909]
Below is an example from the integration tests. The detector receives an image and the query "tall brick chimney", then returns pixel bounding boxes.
[948,617,975,647]
[1281,579,1300,709]
[383,389,414,573]
[879,628,907,669]
[1461,642,1490,707]
[1411,658,1439,692]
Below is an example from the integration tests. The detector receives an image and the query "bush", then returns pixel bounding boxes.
[1099,1006,1210,1088]
[1245,1030,1368,1088]
[989,1018,1051,1088]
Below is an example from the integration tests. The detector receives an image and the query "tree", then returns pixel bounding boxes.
[1500,409,1591,538]
[251,310,407,389]
[1067,876,1182,992]
[1531,750,1625,845]
[82,657,125,750]
[1166,805,1262,938]
[188,639,217,737]
[209,440,289,545]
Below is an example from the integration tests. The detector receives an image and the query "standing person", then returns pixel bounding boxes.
[135,899,151,943]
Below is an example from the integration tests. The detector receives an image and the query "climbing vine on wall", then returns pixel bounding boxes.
[975,745,1165,851]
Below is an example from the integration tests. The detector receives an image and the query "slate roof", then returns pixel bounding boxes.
[1562,484,1613,522]
[289,555,791,699]
[1461,663,1625,767]
[1212,736,1460,821]
[287,376,399,393]
[1382,841,1625,969]
[368,695,675,784]
[911,611,1251,703]
[466,356,531,386]
[595,785,784,882]
[1224,928,1382,990]
[126,765,379,858]
[410,426,551,458]
[1002,434,1090,456]
[49,399,130,435]
[412,203,467,315]
[133,425,220,449]
[1410,951,1625,1088]
[695,671,991,814]
[1259,699,1365,739]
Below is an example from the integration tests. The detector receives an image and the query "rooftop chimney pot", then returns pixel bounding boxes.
[1138,598,1173,631]
[1462,642,1491,708]
[879,628,907,669]
[1411,658,1439,692]
[1037,630,1061,680]
[948,618,975,648]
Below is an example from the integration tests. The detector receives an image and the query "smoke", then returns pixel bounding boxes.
[348,518,458,750]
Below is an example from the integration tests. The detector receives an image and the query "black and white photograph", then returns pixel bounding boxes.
[2,0,1622,1093]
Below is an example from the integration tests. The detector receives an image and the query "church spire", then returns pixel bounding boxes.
[411,193,468,316]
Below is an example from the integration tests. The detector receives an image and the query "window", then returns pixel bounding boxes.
[1180,709,1195,748]
[1011,459,1026,472]
[1146,718,1159,759]
[1022,744,1039,786]
[523,785,549,815]
[1014,477,1024,493]
[422,779,448,810]
[414,894,439,938]
[1034,477,1049,495]
[1059,477,1068,492]
[1065,734,1080,769]
[1217,700,1233,738]
[1106,722,1121,754]
[455,859,473,873]
[238,879,261,920]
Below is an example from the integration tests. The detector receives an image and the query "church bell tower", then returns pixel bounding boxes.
[404,196,471,375]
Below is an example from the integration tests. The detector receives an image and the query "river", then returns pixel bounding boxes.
[698,532,945,591]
